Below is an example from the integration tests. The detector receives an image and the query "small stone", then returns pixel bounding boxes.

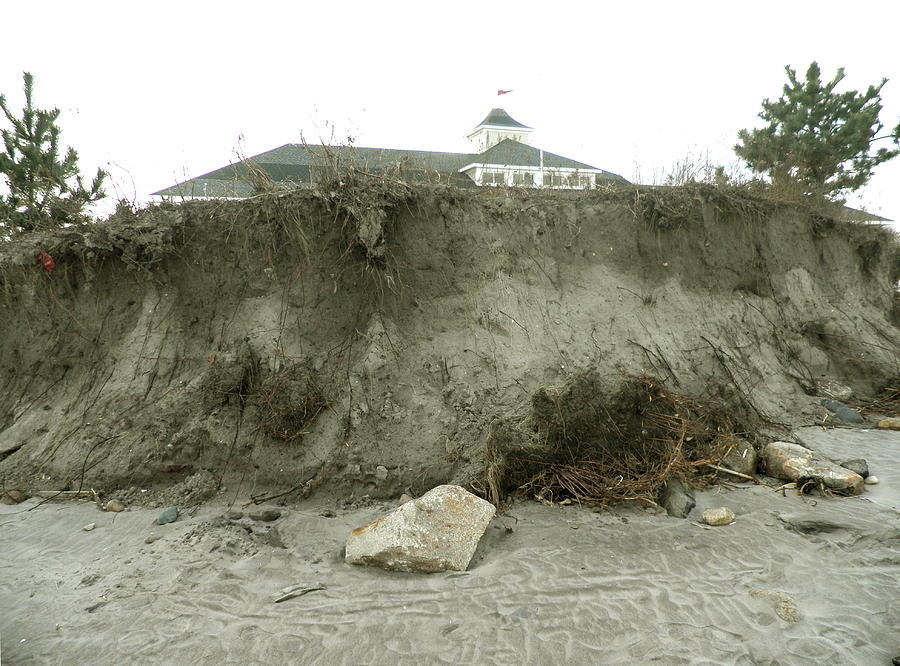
[249,508,281,522]
[839,459,869,479]
[374,465,389,481]
[156,507,179,525]
[320,509,335,518]
[105,499,125,513]
[812,378,853,401]
[226,509,243,520]
[877,417,900,431]
[1,489,25,505]
[865,475,879,485]
[720,440,758,477]
[702,507,735,526]
[820,399,863,424]
[82,523,96,531]
[658,478,695,518]
[145,533,163,544]
[398,493,413,505]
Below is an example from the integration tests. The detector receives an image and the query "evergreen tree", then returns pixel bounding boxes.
[735,62,900,200]
[0,72,106,232]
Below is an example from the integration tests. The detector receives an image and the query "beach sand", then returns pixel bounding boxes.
[2,427,898,665]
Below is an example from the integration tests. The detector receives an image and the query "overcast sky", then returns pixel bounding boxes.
[2,1,899,226]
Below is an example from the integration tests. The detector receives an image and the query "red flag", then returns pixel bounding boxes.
[497,89,513,96]
[37,251,55,275]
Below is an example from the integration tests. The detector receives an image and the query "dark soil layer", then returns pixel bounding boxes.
[0,181,897,502]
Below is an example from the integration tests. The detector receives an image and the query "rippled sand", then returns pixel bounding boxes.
[2,428,898,664]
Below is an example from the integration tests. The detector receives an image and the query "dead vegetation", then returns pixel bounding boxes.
[484,372,756,507]
[198,345,258,412]
[252,361,331,443]
[857,378,900,416]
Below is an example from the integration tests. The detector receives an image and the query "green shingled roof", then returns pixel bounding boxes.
[472,108,531,130]
[153,134,627,197]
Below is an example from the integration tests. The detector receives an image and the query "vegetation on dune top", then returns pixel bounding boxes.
[735,61,900,202]
[0,72,107,235]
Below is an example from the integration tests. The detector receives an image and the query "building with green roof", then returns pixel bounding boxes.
[152,109,628,199]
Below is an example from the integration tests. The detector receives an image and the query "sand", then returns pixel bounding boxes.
[2,427,897,665]
[2,186,898,500]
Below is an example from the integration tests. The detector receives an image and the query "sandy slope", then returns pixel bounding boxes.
[2,429,898,665]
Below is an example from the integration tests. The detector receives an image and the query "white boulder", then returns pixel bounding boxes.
[764,441,864,495]
[345,485,496,573]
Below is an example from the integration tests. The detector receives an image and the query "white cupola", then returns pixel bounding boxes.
[466,108,534,152]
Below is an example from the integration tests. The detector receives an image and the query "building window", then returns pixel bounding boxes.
[482,170,506,185]
[543,171,563,187]
[513,172,534,186]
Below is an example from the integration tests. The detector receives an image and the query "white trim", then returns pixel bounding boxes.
[459,163,604,176]
[466,124,534,139]
[459,163,606,189]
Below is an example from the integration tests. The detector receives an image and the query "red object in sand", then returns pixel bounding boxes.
[37,250,55,275]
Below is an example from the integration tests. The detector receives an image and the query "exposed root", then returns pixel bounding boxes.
[485,373,756,507]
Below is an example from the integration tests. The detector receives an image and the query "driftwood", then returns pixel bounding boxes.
[272,582,326,604]
[35,490,96,500]
[703,463,758,482]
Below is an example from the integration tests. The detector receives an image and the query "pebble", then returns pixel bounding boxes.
[702,507,735,526]
[226,509,243,521]
[398,494,413,505]
[839,459,869,479]
[877,417,900,431]
[374,465,389,481]
[865,476,879,485]
[820,399,863,424]
[320,509,335,518]
[105,499,125,512]
[145,533,163,544]
[156,507,179,525]
[249,508,282,522]
[82,523,96,531]
[1,489,25,505]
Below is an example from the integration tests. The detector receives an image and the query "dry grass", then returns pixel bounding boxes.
[253,361,330,443]
[857,379,900,416]
[485,373,753,507]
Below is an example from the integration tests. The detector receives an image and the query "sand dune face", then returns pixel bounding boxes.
[3,430,898,664]
[0,186,897,500]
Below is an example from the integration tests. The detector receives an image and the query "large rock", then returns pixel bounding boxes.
[764,441,864,495]
[345,485,496,573]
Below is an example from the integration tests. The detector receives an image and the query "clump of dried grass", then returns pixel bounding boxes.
[857,379,900,416]
[485,372,751,507]
[253,362,330,443]
[314,167,413,265]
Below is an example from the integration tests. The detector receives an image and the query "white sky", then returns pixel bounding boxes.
[2,1,899,226]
